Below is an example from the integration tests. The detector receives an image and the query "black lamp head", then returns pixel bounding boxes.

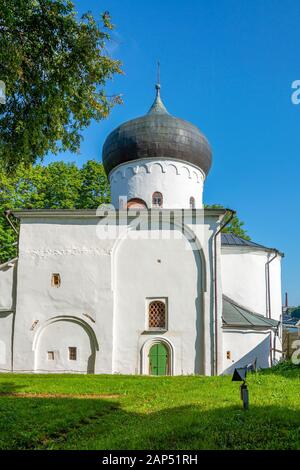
[232,367,247,382]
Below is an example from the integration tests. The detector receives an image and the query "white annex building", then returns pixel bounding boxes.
[0,84,283,375]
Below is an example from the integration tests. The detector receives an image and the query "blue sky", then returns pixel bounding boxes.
[45,0,300,306]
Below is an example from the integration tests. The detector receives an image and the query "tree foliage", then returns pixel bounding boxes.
[0,160,110,263]
[0,163,251,264]
[205,204,251,240]
[0,0,122,171]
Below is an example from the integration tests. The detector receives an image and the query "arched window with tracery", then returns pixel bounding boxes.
[148,301,166,329]
[152,191,163,208]
[189,196,195,209]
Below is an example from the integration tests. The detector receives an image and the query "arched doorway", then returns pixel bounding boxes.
[149,342,169,375]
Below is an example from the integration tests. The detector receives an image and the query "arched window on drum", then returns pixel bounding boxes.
[189,196,195,209]
[152,192,163,208]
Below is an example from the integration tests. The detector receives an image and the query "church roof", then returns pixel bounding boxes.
[11,208,226,218]
[221,233,283,256]
[222,296,279,328]
[102,84,212,176]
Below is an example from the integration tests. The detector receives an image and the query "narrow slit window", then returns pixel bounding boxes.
[69,347,77,361]
[189,196,195,209]
[48,351,54,361]
[51,273,61,287]
[152,192,163,208]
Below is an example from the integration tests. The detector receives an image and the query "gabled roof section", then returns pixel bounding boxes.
[221,233,283,256]
[222,295,279,328]
[12,208,227,218]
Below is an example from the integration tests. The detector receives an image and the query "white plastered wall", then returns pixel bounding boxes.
[104,210,221,376]
[221,246,282,320]
[0,258,16,310]
[220,246,282,373]
[222,329,272,374]
[12,210,222,375]
[112,225,203,375]
[13,218,115,373]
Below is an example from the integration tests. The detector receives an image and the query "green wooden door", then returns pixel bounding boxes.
[149,343,168,375]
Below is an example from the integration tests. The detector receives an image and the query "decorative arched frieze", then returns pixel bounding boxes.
[109,158,205,209]
[167,163,180,175]
[181,165,191,179]
[111,170,123,183]
[148,161,166,174]
[192,171,199,183]
[144,163,152,174]
[138,164,147,174]
[125,166,134,178]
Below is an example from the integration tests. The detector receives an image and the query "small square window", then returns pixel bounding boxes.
[51,273,61,287]
[48,351,54,360]
[69,347,77,361]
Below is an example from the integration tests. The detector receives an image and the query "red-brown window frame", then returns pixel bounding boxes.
[69,347,77,361]
[148,300,166,329]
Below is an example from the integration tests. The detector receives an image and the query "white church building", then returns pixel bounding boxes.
[0,84,283,375]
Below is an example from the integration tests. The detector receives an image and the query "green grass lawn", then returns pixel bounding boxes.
[0,362,299,450]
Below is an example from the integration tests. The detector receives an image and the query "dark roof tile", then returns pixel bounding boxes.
[222,296,279,328]
[221,233,282,254]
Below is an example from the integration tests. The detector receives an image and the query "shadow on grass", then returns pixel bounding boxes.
[0,381,28,394]
[0,392,299,450]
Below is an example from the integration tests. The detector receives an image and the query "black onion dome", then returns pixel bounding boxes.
[102,85,212,176]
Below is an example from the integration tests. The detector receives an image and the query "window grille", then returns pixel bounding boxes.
[149,301,166,328]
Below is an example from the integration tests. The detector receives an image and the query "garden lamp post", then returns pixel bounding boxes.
[232,367,249,410]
